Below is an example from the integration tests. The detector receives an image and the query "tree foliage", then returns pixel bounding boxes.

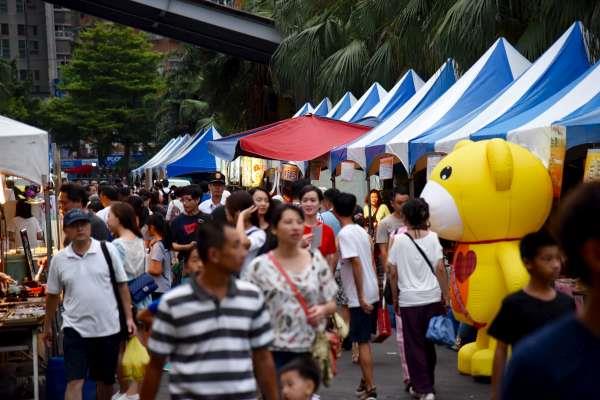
[39,22,164,169]
[0,59,41,124]
[271,0,600,104]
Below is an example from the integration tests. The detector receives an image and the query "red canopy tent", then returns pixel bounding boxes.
[208,115,371,162]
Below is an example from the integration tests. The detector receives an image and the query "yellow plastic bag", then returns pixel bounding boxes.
[122,336,150,381]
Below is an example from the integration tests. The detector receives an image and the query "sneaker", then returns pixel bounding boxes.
[409,387,420,399]
[361,387,377,400]
[355,379,366,397]
[123,395,140,400]
[111,393,125,400]
[420,394,435,400]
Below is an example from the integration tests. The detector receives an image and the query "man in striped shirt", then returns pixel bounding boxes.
[140,222,278,400]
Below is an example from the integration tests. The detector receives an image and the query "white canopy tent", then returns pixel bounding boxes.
[0,115,49,185]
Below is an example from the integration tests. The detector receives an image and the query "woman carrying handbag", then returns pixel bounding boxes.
[388,199,450,400]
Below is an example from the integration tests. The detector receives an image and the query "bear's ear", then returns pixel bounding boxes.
[454,140,473,151]
[486,139,513,191]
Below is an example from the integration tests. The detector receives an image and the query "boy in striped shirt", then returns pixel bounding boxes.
[140,222,278,400]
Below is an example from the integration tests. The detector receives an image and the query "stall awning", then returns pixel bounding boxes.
[208,115,370,162]
[0,115,48,184]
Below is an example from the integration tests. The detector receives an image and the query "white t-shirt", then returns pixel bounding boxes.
[388,231,443,307]
[9,216,42,248]
[337,224,380,308]
[198,197,225,214]
[240,226,266,278]
[47,239,128,337]
[165,198,183,221]
[95,205,111,224]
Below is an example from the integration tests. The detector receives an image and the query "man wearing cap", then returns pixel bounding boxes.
[43,209,136,400]
[198,172,228,214]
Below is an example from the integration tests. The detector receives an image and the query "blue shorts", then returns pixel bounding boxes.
[349,304,378,343]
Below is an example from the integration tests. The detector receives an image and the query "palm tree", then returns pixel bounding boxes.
[271,0,600,106]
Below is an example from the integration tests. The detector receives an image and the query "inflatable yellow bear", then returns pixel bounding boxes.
[421,139,552,377]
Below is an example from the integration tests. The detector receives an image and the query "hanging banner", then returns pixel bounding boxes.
[309,160,322,181]
[426,155,444,180]
[340,161,354,182]
[281,163,300,182]
[547,126,567,197]
[251,158,266,187]
[583,148,600,182]
[228,158,241,185]
[379,156,394,180]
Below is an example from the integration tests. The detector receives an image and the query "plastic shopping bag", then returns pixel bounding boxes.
[122,336,150,381]
[426,310,457,347]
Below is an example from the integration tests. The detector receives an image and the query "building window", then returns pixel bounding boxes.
[18,24,26,36]
[0,24,8,35]
[0,39,9,58]
[33,69,39,80]
[26,0,36,10]
[18,40,26,58]
[28,40,38,55]
[30,25,37,36]
[57,54,70,65]
[19,69,27,80]
[16,0,24,13]
[0,0,7,14]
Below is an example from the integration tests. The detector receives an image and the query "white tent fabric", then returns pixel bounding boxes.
[292,102,314,118]
[338,83,388,123]
[327,92,357,119]
[144,135,189,174]
[361,70,425,124]
[132,136,180,177]
[427,21,588,158]
[0,115,49,184]
[343,59,457,170]
[152,133,198,174]
[384,37,530,172]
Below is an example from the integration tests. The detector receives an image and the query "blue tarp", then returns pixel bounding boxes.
[166,126,222,176]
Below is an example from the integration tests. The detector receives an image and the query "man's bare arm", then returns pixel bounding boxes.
[252,347,278,400]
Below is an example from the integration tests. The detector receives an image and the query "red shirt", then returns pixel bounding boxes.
[304,222,336,256]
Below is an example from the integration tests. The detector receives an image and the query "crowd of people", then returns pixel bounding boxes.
[40,173,600,400]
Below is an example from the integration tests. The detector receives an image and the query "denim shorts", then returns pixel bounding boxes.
[63,327,122,384]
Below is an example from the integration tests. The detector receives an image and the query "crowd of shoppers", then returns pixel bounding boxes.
[40,175,599,400]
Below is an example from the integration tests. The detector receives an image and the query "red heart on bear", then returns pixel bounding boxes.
[455,250,477,283]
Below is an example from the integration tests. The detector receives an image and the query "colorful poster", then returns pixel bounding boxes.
[281,163,300,181]
[251,158,267,187]
[548,126,567,197]
[379,156,394,180]
[309,160,322,180]
[426,155,444,180]
[340,161,354,182]
[241,157,253,187]
[583,148,600,182]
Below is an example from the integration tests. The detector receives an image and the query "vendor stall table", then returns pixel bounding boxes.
[0,298,45,400]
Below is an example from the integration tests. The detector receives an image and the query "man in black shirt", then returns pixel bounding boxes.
[488,230,575,400]
[170,185,210,263]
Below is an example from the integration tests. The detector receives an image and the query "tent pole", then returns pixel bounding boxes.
[42,174,53,268]
[409,175,415,198]
[330,172,336,190]
[366,176,373,236]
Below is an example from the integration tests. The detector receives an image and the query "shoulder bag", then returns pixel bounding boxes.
[100,241,129,340]
[267,251,344,387]
[403,233,455,345]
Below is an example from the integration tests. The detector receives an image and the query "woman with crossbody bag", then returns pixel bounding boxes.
[245,205,338,375]
[388,199,449,400]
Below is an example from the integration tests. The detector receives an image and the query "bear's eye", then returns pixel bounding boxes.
[440,166,452,180]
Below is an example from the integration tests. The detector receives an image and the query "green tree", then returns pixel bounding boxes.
[272,0,600,105]
[0,59,41,123]
[40,22,164,170]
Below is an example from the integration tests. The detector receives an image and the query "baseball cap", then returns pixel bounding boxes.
[63,209,91,227]
[209,172,226,185]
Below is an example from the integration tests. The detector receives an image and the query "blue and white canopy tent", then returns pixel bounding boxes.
[468,59,600,166]
[313,98,332,116]
[150,133,198,176]
[327,92,357,120]
[166,126,222,177]
[338,83,388,123]
[132,136,186,177]
[379,37,531,174]
[410,22,589,170]
[292,102,314,118]
[330,60,456,173]
[358,70,425,127]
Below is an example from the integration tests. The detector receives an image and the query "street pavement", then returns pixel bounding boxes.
[156,338,490,399]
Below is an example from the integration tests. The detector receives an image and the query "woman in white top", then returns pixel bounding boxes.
[107,201,147,400]
[388,198,449,400]
[225,190,266,278]
[9,199,43,249]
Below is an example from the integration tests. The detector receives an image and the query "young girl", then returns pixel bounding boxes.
[280,357,321,400]
[146,214,172,300]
